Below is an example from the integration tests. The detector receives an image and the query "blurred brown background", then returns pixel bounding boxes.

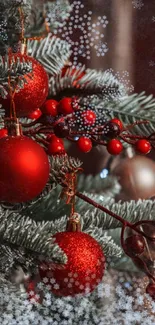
[68,0,155,96]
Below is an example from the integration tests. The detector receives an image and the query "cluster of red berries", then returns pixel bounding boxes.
[106,118,152,156]
[21,97,152,156]
[27,98,98,155]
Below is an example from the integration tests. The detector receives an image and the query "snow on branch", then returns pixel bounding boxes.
[82,199,155,230]
[49,67,127,100]
[0,55,33,98]
[0,0,31,54]
[27,34,71,76]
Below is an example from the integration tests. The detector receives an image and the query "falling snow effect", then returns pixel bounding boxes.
[50,0,109,66]
[132,0,144,10]
[0,269,155,324]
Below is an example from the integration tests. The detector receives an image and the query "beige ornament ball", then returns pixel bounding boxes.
[112,155,155,201]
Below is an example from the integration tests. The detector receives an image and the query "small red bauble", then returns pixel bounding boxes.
[0,54,49,117]
[77,137,92,153]
[0,128,8,139]
[146,282,155,300]
[41,99,58,117]
[46,134,63,144]
[0,136,50,203]
[39,231,105,296]
[107,139,123,155]
[125,235,145,256]
[82,110,96,125]
[47,139,65,156]
[58,98,73,115]
[110,118,123,131]
[28,108,42,120]
[135,139,151,154]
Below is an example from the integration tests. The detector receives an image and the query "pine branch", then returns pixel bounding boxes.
[77,174,121,196]
[86,227,122,258]
[82,199,155,230]
[104,92,155,136]
[0,0,32,54]
[26,0,72,37]
[49,67,127,100]
[0,55,33,98]
[0,207,67,265]
[27,34,71,76]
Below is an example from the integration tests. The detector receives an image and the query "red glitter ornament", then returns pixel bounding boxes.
[58,98,73,115]
[0,54,49,117]
[47,139,66,156]
[110,118,123,131]
[82,110,96,125]
[107,139,123,155]
[41,99,58,117]
[39,231,105,296]
[0,136,50,203]
[77,137,92,153]
[28,108,42,120]
[135,139,151,154]
[0,128,8,139]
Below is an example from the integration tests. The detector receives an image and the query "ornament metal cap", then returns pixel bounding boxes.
[4,118,23,136]
[66,213,81,232]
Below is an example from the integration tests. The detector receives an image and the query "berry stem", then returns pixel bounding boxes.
[75,191,155,241]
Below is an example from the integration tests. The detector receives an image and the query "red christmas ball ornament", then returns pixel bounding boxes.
[58,98,73,115]
[47,139,66,156]
[125,235,145,256]
[82,110,96,125]
[110,118,123,131]
[39,231,105,296]
[135,139,151,155]
[146,282,155,300]
[0,128,8,139]
[77,137,92,153]
[41,99,58,117]
[0,136,50,203]
[107,139,123,155]
[0,54,49,117]
[28,108,42,120]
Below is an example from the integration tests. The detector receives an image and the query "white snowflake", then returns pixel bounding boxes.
[0,270,155,324]
[132,0,144,10]
[152,16,155,23]
[149,60,155,67]
[52,0,109,66]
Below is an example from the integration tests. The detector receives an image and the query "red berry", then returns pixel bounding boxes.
[46,134,63,144]
[48,140,66,156]
[58,98,73,115]
[146,282,155,300]
[82,110,96,125]
[135,139,151,154]
[77,137,92,153]
[125,235,145,256]
[28,108,42,120]
[110,118,123,131]
[0,128,8,139]
[41,100,58,117]
[107,139,123,155]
